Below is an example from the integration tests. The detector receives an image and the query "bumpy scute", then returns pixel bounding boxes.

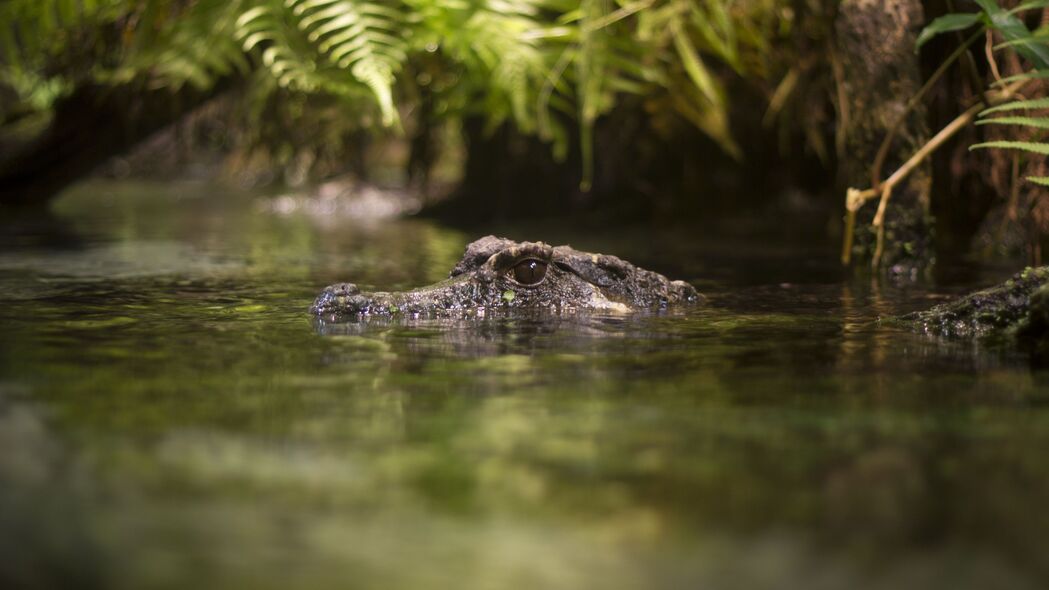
[311,235,702,317]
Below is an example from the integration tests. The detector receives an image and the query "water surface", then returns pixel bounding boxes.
[1,180,1047,589]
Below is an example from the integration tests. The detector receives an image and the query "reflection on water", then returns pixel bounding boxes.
[1,180,1048,589]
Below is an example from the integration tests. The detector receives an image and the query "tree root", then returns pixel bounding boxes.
[842,78,1031,268]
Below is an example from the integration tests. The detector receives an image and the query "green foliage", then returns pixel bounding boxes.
[0,0,124,69]
[122,0,250,90]
[404,0,554,135]
[972,0,1049,68]
[0,0,787,183]
[980,96,1049,115]
[234,0,405,126]
[971,140,1049,155]
[976,115,1049,129]
[0,0,125,114]
[918,0,1049,186]
[915,13,982,50]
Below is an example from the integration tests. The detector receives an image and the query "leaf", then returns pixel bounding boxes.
[690,0,740,70]
[1027,176,1049,186]
[1010,1,1049,15]
[236,0,406,127]
[991,69,1049,86]
[994,34,1049,51]
[980,97,1049,116]
[970,140,1049,155]
[916,13,983,51]
[671,18,719,106]
[973,0,1049,68]
[976,116,1049,130]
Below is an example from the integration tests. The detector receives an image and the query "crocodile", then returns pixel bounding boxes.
[310,235,701,317]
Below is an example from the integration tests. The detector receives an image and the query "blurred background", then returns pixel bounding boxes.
[4,3,1049,589]
[1,0,1045,266]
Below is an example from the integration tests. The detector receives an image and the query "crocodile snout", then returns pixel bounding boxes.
[310,283,370,315]
[311,236,704,317]
[670,280,702,304]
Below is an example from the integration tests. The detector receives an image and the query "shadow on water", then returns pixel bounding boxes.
[1,180,1048,589]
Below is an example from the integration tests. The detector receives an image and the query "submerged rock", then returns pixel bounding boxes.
[904,267,1049,344]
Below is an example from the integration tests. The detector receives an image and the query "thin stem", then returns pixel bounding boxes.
[830,50,849,160]
[842,78,1032,267]
[841,208,856,264]
[870,29,984,190]
[986,30,1003,83]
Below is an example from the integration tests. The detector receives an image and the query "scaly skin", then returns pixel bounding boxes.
[310,236,701,317]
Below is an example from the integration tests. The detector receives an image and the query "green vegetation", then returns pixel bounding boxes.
[842,0,1049,269]
[921,0,1049,185]
[2,1,1047,268]
[0,0,790,187]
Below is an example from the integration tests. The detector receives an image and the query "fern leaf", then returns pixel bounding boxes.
[128,0,248,91]
[285,0,405,127]
[970,140,1049,155]
[237,2,328,92]
[976,116,1049,130]
[991,69,1049,86]
[980,97,1049,116]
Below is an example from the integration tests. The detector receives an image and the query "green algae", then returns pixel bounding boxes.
[903,266,1049,339]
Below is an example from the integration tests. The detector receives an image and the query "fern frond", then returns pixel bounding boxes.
[970,140,1049,155]
[237,3,324,92]
[0,0,131,113]
[976,116,1049,130]
[991,69,1049,86]
[0,0,124,74]
[129,0,249,90]
[285,0,406,127]
[417,1,550,133]
[980,97,1049,116]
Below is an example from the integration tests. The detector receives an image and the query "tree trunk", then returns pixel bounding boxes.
[0,81,227,208]
[835,0,933,274]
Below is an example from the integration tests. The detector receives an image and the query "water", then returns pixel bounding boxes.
[1,180,1047,589]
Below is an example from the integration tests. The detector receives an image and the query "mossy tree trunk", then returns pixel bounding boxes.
[835,0,933,274]
[0,81,227,208]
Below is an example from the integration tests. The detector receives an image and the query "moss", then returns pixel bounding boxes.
[904,266,1049,339]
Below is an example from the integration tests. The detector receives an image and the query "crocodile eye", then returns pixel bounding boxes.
[510,259,548,285]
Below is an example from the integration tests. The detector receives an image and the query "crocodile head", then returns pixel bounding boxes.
[310,235,701,317]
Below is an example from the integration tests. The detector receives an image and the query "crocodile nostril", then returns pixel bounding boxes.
[310,287,373,315]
